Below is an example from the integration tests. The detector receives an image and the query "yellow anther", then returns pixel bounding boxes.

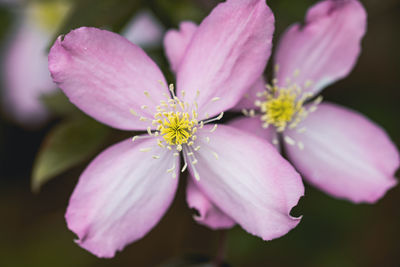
[258,80,318,132]
[156,111,197,146]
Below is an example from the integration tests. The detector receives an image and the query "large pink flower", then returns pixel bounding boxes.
[48,0,304,258]
[230,0,399,203]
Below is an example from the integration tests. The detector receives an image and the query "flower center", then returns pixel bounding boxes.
[156,111,197,146]
[130,83,223,180]
[255,80,321,132]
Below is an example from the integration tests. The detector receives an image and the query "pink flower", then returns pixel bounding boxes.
[48,0,304,258]
[1,1,68,126]
[231,0,399,203]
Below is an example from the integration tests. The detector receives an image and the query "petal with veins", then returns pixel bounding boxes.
[49,27,169,130]
[191,125,304,240]
[177,0,274,119]
[285,102,399,203]
[186,177,235,229]
[275,0,366,95]
[228,115,280,151]
[164,21,197,73]
[233,77,266,112]
[66,137,179,258]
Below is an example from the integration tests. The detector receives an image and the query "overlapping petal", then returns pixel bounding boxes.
[285,103,399,203]
[49,27,169,130]
[176,0,274,119]
[66,137,179,258]
[233,77,266,111]
[191,125,303,240]
[164,21,197,73]
[275,0,366,95]
[186,178,235,229]
[228,115,280,151]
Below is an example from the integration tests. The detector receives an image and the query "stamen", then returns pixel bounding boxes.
[210,124,218,133]
[147,127,153,136]
[152,155,160,159]
[203,112,224,124]
[130,109,138,116]
[211,97,220,102]
[298,141,304,150]
[297,127,307,134]
[140,147,152,152]
[257,77,322,133]
[211,151,219,160]
[284,136,295,146]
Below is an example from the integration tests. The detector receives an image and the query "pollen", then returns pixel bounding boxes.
[256,78,321,132]
[157,112,197,145]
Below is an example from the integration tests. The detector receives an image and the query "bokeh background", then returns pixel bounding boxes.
[1,0,399,266]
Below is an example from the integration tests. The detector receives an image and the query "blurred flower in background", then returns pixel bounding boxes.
[1,0,69,126]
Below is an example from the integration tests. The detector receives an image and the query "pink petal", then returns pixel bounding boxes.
[284,102,399,203]
[186,177,235,229]
[66,137,179,258]
[190,125,304,240]
[163,21,197,73]
[121,10,164,48]
[228,115,280,151]
[49,27,169,130]
[275,0,366,95]
[233,77,266,111]
[2,17,55,126]
[176,0,274,119]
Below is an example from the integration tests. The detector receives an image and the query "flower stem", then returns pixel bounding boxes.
[214,230,227,267]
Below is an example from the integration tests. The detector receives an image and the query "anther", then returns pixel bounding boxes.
[212,151,219,160]
[130,109,138,116]
[210,124,218,133]
[284,136,295,146]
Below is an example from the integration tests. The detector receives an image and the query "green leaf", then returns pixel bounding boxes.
[32,117,110,192]
[40,90,79,116]
[50,0,143,47]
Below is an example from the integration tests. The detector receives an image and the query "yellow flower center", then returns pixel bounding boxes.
[130,83,223,180]
[156,111,197,146]
[256,81,321,132]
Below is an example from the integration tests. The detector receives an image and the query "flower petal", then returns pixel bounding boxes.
[163,21,197,73]
[284,102,399,203]
[228,115,280,151]
[233,77,266,111]
[186,177,235,229]
[66,137,179,258]
[3,18,55,126]
[275,0,366,95]
[190,125,304,240]
[49,27,169,130]
[176,0,274,119]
